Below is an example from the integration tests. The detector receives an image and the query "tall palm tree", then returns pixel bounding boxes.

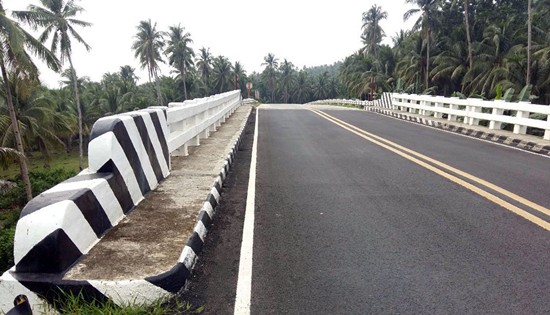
[15,0,91,171]
[404,0,440,90]
[212,56,232,93]
[279,59,295,103]
[262,53,279,102]
[132,19,165,106]
[196,47,213,95]
[293,71,311,104]
[165,24,194,100]
[463,0,473,70]
[313,72,330,100]
[361,4,388,57]
[119,65,138,92]
[0,2,60,201]
[233,61,247,95]
[527,0,532,85]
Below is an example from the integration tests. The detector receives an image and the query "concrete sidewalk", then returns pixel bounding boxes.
[62,104,252,286]
[367,107,550,156]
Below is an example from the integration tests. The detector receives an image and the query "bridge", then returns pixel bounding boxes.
[1,92,550,313]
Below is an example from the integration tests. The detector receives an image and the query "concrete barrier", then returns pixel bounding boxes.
[0,90,243,312]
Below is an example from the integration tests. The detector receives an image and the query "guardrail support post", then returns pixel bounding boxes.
[489,108,504,130]
[467,106,481,126]
[544,115,550,140]
[513,110,529,134]
[448,104,458,122]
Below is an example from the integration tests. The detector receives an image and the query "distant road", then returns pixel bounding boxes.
[247,105,550,314]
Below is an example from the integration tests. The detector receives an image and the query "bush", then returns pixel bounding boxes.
[0,168,77,273]
[0,226,15,272]
[0,168,77,210]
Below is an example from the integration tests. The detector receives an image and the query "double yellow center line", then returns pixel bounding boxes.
[311,109,550,231]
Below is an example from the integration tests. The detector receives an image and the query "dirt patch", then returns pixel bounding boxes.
[65,105,252,281]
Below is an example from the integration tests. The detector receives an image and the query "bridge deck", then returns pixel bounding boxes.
[64,104,252,281]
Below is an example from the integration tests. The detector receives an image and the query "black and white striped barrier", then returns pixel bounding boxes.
[0,91,244,312]
[13,108,170,274]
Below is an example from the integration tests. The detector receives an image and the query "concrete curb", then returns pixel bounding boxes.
[367,107,550,157]
[0,106,253,312]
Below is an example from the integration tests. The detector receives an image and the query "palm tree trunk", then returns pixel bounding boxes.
[464,0,473,70]
[154,72,163,106]
[182,66,188,100]
[67,55,84,171]
[527,0,532,85]
[0,60,33,201]
[426,27,430,90]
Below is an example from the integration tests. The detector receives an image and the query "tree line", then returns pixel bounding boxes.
[0,0,251,201]
[341,0,550,104]
[2,0,549,202]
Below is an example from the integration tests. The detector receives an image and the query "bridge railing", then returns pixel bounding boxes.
[391,94,550,140]
[167,90,242,155]
[8,90,242,276]
[311,93,550,140]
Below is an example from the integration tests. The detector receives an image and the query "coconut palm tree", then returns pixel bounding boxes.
[262,53,279,102]
[279,59,295,103]
[0,2,60,201]
[404,0,441,90]
[361,4,388,57]
[313,72,330,100]
[14,0,92,171]
[233,61,247,95]
[463,20,521,97]
[196,47,213,95]
[212,56,232,93]
[165,24,194,100]
[293,71,311,104]
[527,0,532,85]
[132,19,165,106]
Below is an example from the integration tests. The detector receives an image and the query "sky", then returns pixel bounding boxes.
[3,0,416,88]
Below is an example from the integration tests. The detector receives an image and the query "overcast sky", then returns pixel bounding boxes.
[4,0,416,88]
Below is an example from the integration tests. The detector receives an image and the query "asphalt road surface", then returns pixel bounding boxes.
[184,105,550,315]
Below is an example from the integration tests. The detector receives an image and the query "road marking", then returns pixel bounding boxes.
[310,109,550,232]
[366,108,550,160]
[234,108,259,315]
[314,110,550,219]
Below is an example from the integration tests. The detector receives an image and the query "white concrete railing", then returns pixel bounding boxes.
[391,94,550,140]
[167,90,242,155]
[312,93,550,140]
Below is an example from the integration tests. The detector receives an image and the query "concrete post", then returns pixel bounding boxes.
[489,107,504,130]
[467,106,481,126]
[544,115,550,140]
[448,104,458,122]
[513,107,530,134]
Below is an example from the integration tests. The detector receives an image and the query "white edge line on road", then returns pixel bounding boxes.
[234,108,259,315]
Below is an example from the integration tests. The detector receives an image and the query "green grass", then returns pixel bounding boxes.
[0,150,85,180]
[52,291,205,315]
